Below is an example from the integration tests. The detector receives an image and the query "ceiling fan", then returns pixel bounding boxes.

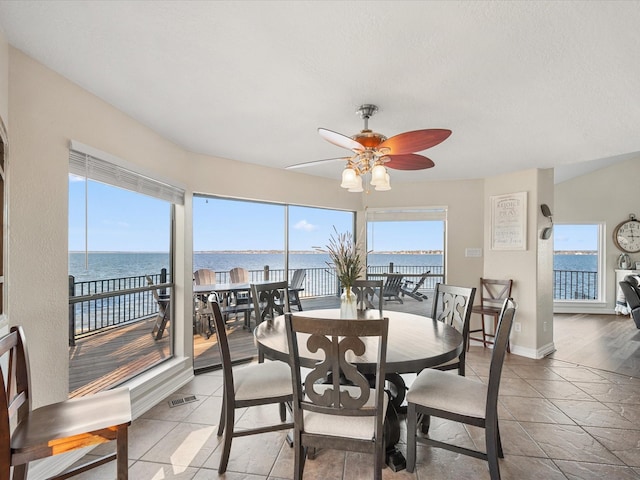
[286,104,451,192]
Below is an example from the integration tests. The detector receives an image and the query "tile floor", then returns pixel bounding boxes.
[72,346,640,479]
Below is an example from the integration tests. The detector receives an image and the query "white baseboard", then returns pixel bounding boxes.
[510,341,556,359]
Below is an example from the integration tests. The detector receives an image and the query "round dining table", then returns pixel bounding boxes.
[254,308,464,374]
[254,308,464,472]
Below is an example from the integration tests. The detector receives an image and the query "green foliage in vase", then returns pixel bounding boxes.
[320,227,363,290]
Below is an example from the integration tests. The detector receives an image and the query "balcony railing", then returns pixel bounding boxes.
[553,269,598,300]
[68,265,595,344]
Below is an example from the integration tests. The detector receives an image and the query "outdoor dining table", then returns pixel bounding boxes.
[193,281,304,333]
[254,308,464,471]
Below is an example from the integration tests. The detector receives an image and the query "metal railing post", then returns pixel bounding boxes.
[160,268,167,296]
[69,275,76,347]
[264,265,269,280]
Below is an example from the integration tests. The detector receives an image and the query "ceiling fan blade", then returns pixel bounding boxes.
[285,157,348,170]
[379,129,451,154]
[318,128,364,152]
[385,153,435,170]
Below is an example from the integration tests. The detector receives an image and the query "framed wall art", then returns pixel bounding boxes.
[491,191,527,251]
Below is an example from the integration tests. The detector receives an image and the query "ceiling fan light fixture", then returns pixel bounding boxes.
[340,166,358,189]
[288,103,450,193]
[347,175,364,192]
[370,164,387,186]
[375,173,391,191]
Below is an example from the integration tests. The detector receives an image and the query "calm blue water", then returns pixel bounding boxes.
[69,252,597,282]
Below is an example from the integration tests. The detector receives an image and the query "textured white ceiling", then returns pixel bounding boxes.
[1,0,639,184]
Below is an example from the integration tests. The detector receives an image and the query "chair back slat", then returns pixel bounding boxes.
[208,299,235,398]
[486,298,517,418]
[430,283,476,375]
[285,313,388,421]
[0,327,31,479]
[479,278,513,309]
[251,281,290,325]
[351,280,383,311]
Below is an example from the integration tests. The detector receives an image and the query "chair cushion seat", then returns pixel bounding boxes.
[407,369,487,419]
[11,387,131,450]
[302,385,388,441]
[234,361,292,401]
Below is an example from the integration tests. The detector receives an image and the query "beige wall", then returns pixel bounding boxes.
[0,30,7,126]
[555,155,640,314]
[483,169,554,357]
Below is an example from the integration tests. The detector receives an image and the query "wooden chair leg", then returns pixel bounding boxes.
[406,403,417,473]
[116,426,129,480]
[486,419,502,480]
[279,402,287,422]
[218,401,235,473]
[293,435,305,480]
[12,464,28,480]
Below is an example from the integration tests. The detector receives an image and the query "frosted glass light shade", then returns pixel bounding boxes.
[370,164,387,186]
[375,173,391,191]
[340,167,358,189]
[348,175,363,192]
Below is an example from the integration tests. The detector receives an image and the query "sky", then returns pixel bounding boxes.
[70,176,599,252]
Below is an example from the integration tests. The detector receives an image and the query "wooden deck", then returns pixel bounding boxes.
[69,291,640,396]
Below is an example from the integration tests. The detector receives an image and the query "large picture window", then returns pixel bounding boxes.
[68,143,182,396]
[193,195,354,371]
[366,208,446,292]
[553,223,603,301]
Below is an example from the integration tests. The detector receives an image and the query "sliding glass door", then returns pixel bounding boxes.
[366,208,446,308]
[193,195,354,371]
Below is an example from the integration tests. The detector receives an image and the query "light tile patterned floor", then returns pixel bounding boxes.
[70,345,640,479]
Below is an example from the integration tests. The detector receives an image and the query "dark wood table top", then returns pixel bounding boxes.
[254,308,464,375]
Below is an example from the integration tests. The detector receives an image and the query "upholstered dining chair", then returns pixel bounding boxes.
[284,312,389,480]
[430,283,476,376]
[406,298,517,480]
[210,300,294,474]
[251,281,290,361]
[351,279,383,311]
[1,326,132,480]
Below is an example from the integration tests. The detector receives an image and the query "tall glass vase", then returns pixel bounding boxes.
[340,286,357,319]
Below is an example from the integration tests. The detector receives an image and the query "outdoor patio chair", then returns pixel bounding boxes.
[400,271,431,301]
[146,275,170,340]
[406,298,516,480]
[382,273,404,304]
[229,266,251,306]
[1,326,132,480]
[288,268,306,311]
[351,279,383,311]
[193,268,216,285]
[211,300,293,474]
[469,278,513,351]
[284,312,389,480]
